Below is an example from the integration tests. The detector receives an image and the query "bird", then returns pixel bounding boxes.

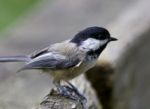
[0,26,117,104]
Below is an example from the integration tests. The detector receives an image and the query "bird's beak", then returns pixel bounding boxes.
[109,37,118,41]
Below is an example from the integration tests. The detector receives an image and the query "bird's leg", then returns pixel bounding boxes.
[53,80,74,97]
[65,81,87,107]
[53,80,87,109]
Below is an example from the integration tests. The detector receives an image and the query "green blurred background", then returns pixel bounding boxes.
[0,0,38,32]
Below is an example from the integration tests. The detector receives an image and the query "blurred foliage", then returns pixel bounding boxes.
[0,0,39,32]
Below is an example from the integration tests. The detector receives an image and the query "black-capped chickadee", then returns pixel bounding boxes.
[0,26,117,104]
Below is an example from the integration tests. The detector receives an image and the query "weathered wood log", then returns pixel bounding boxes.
[37,94,83,109]
[105,0,150,109]
[36,75,101,109]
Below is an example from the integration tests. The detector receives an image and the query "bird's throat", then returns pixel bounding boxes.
[86,44,107,60]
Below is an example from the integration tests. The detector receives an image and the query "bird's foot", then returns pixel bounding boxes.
[56,82,87,109]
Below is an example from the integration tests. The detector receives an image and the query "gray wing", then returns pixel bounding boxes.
[19,51,81,71]
[19,40,84,71]
[30,47,49,59]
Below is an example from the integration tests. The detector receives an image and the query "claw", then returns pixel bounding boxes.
[53,80,87,109]
[65,81,87,102]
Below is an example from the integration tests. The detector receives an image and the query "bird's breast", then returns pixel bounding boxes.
[49,59,97,81]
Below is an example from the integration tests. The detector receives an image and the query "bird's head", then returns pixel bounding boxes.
[71,26,117,56]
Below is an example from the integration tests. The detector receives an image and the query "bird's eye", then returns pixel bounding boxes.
[93,33,100,39]
[99,35,106,40]
[94,34,106,40]
[92,33,107,40]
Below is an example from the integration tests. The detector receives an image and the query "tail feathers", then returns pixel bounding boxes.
[0,56,30,62]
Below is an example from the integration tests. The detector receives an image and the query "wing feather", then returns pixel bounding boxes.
[20,53,80,70]
[19,41,84,71]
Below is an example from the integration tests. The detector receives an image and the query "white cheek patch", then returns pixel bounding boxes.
[80,38,107,51]
[80,38,100,51]
[99,39,108,46]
